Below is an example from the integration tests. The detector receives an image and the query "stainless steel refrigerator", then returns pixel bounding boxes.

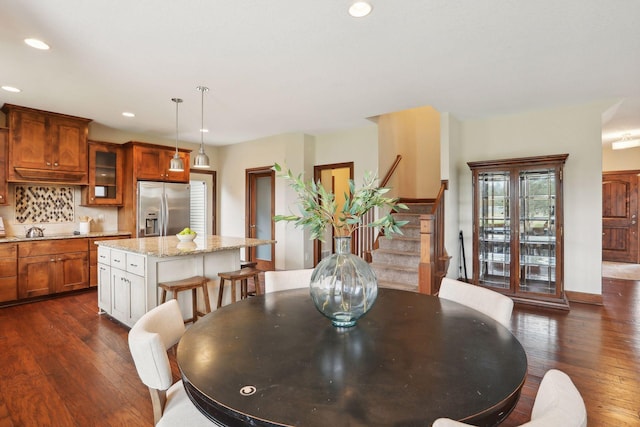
[137,181,190,237]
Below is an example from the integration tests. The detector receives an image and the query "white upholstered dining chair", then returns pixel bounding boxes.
[432,369,587,427]
[128,299,219,426]
[264,268,314,293]
[438,277,514,328]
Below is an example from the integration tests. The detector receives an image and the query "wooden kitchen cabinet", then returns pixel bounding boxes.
[0,243,17,302]
[1,104,91,184]
[0,128,7,205]
[82,141,124,206]
[18,239,89,299]
[468,154,568,309]
[128,141,190,183]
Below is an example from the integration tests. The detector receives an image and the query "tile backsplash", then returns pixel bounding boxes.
[0,184,118,236]
[15,185,75,224]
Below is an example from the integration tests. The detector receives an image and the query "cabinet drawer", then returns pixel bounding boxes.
[97,246,110,264]
[110,250,126,268]
[0,276,17,302]
[0,244,17,258]
[126,253,145,276]
[19,239,88,257]
[0,258,17,277]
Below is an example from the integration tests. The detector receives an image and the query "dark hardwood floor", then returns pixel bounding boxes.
[0,278,638,426]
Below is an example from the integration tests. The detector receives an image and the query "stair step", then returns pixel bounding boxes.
[378,236,420,252]
[402,203,433,215]
[378,279,419,292]
[395,224,420,239]
[371,262,418,285]
[372,249,420,267]
[392,213,423,226]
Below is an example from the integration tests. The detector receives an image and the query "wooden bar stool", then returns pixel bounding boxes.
[217,267,262,308]
[158,275,211,324]
[241,260,258,269]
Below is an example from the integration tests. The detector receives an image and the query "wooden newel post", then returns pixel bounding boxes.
[419,213,436,295]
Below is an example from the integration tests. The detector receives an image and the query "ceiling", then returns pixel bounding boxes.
[1,0,639,146]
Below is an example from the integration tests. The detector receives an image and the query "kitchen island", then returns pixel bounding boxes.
[95,235,274,327]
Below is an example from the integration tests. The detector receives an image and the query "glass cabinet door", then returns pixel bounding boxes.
[518,168,557,295]
[477,170,511,289]
[82,141,123,206]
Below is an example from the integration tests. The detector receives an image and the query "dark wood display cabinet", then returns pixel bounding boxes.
[468,154,569,310]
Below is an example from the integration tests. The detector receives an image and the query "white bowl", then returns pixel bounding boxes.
[176,232,197,242]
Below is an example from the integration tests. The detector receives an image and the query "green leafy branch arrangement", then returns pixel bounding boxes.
[272,163,409,241]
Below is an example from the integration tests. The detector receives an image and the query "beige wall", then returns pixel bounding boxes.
[602,143,640,171]
[455,101,612,296]
[377,106,441,198]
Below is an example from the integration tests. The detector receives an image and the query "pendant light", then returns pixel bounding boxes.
[169,97,185,172]
[192,85,211,169]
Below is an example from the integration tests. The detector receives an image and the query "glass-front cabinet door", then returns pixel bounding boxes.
[82,141,123,206]
[469,154,568,309]
[477,170,511,289]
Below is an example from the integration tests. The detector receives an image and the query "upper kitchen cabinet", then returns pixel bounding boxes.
[126,141,190,183]
[82,141,123,206]
[0,128,7,205]
[1,104,91,184]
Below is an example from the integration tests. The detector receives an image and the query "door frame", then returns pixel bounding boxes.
[245,167,275,271]
[313,162,354,265]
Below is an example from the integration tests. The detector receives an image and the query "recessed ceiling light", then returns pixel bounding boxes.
[122,112,135,118]
[1,86,21,93]
[24,38,50,50]
[200,128,209,133]
[349,1,373,18]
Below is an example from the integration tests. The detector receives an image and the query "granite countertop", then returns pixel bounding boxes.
[94,235,275,258]
[0,231,131,244]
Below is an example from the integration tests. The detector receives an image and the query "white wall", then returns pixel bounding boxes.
[441,113,464,280]
[455,101,611,296]
[217,132,312,270]
[314,125,378,185]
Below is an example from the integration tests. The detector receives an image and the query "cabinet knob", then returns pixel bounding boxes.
[46,162,51,166]
[54,162,59,167]
[50,258,55,262]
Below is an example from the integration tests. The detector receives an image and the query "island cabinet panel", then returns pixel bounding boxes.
[0,244,17,302]
[88,235,130,287]
[18,239,89,299]
[99,247,146,326]
[0,128,8,205]
[2,104,91,184]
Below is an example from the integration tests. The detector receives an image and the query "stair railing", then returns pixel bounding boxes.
[355,155,402,260]
[418,180,450,295]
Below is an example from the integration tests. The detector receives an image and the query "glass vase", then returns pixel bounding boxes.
[310,236,378,327]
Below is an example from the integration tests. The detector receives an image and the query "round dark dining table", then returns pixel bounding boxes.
[177,288,527,427]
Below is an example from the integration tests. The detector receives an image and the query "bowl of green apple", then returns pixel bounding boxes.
[176,227,197,242]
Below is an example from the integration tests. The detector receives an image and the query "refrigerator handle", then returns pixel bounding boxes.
[163,192,169,236]
[158,191,165,237]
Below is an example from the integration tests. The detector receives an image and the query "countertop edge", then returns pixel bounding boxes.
[94,236,275,257]
[0,231,132,244]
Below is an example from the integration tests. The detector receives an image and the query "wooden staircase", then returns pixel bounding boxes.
[366,180,450,295]
[370,203,432,292]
